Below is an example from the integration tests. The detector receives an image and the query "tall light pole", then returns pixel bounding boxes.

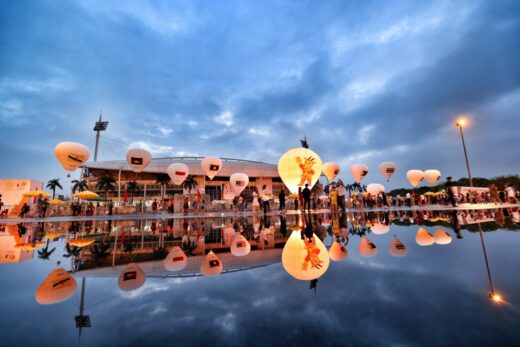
[93,113,109,162]
[455,117,503,304]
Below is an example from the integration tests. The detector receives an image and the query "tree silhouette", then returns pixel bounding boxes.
[71,179,88,194]
[37,240,56,260]
[96,175,116,198]
[46,179,63,199]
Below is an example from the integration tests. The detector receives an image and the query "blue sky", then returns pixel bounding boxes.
[0,0,519,189]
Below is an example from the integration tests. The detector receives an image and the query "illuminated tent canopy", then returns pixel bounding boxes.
[54,142,90,171]
[163,246,188,271]
[201,156,223,180]
[282,231,330,280]
[322,162,340,181]
[118,263,146,291]
[350,163,369,183]
[278,147,323,194]
[126,148,152,173]
[379,162,397,181]
[35,268,77,305]
[167,163,190,185]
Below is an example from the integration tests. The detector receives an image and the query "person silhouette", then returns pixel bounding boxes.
[302,184,311,211]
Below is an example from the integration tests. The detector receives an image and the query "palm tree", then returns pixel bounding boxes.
[71,179,88,194]
[127,181,140,203]
[37,239,56,260]
[156,173,171,202]
[63,243,81,258]
[89,242,111,263]
[181,238,197,256]
[182,175,198,194]
[96,175,116,198]
[153,247,168,260]
[46,178,63,199]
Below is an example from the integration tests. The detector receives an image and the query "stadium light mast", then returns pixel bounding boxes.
[93,113,109,162]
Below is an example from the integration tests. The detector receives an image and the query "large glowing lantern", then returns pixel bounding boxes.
[366,183,385,196]
[167,163,189,185]
[163,246,188,271]
[424,169,442,186]
[230,173,249,195]
[406,170,424,188]
[230,234,251,257]
[282,231,330,280]
[371,223,390,235]
[35,268,77,305]
[200,251,223,277]
[415,228,434,246]
[278,148,323,194]
[54,142,90,171]
[118,263,146,291]
[350,163,369,183]
[329,241,348,262]
[379,162,397,181]
[126,148,152,173]
[388,238,408,257]
[434,228,452,245]
[201,156,222,180]
[358,237,378,257]
[322,162,341,181]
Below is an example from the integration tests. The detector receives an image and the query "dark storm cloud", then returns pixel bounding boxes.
[0,0,518,188]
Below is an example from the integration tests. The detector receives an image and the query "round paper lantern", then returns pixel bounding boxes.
[415,227,434,246]
[35,268,77,305]
[201,156,222,180]
[230,234,251,257]
[424,169,442,186]
[433,228,452,245]
[388,238,408,257]
[379,162,397,181]
[350,163,369,183]
[329,241,348,262]
[282,231,330,280]
[163,246,188,271]
[406,170,424,188]
[200,251,223,277]
[118,263,146,291]
[371,223,390,235]
[54,142,90,171]
[278,147,323,194]
[322,162,340,181]
[167,163,189,185]
[358,237,378,257]
[366,183,385,196]
[126,148,152,173]
[230,173,249,195]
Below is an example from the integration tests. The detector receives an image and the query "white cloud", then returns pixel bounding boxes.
[215,111,234,127]
[157,126,173,136]
[248,128,269,136]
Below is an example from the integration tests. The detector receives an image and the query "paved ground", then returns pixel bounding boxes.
[1,203,518,224]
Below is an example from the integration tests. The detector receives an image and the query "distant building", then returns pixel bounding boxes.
[0,179,43,206]
[81,157,282,202]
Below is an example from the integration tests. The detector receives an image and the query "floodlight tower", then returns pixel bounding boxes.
[93,113,109,162]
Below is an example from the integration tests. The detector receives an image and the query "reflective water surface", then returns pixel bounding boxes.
[1,208,519,346]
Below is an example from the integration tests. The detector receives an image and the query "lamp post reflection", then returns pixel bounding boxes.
[455,117,503,304]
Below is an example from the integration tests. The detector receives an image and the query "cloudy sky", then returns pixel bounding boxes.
[1,0,519,189]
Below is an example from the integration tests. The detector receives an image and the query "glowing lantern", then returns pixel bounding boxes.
[366,183,385,196]
[35,268,77,305]
[230,234,251,257]
[163,246,188,271]
[424,169,442,186]
[329,241,348,262]
[322,162,341,181]
[118,263,146,291]
[371,223,390,235]
[358,237,378,257]
[54,142,90,171]
[126,148,152,173]
[278,147,323,194]
[379,162,397,181]
[282,230,330,280]
[200,251,223,277]
[388,238,408,257]
[167,163,189,185]
[406,170,424,188]
[415,227,434,246]
[433,228,452,245]
[350,163,369,183]
[201,156,222,180]
[230,173,249,195]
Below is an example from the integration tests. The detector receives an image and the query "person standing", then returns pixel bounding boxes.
[252,188,260,212]
[302,184,311,212]
[505,185,518,203]
[278,189,286,211]
[261,185,270,213]
[337,180,346,211]
[446,177,457,207]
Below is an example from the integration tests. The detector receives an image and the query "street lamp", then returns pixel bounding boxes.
[455,117,472,187]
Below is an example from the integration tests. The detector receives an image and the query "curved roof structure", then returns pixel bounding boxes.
[83,157,279,178]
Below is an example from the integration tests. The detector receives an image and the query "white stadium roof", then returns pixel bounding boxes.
[83,157,279,177]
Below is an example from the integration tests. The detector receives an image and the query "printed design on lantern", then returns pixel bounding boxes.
[296,156,316,186]
[302,237,323,271]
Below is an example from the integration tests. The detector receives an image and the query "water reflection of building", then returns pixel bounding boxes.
[0,225,33,263]
[81,157,282,201]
